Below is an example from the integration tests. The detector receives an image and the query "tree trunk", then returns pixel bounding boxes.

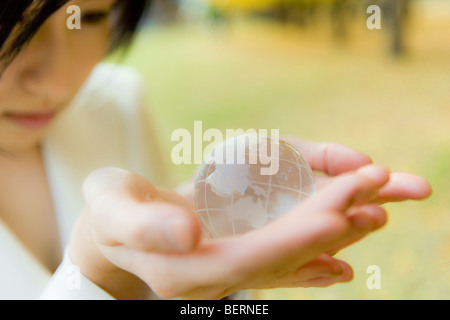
[150,0,180,24]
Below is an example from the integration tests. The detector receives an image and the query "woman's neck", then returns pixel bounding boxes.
[0,144,62,273]
[0,145,42,163]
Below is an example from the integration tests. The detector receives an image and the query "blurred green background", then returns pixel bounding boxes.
[112,0,450,299]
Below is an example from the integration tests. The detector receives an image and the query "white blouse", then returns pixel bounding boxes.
[0,63,169,299]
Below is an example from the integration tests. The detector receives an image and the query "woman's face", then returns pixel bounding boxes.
[0,0,116,154]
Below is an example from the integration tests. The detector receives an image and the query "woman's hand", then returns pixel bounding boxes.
[69,140,431,300]
[284,137,432,204]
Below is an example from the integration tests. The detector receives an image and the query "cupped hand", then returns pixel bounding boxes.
[69,140,432,300]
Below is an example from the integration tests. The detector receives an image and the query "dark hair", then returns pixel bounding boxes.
[0,0,152,72]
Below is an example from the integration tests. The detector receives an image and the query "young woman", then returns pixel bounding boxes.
[0,0,431,300]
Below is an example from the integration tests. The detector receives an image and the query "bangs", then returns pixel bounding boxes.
[0,0,151,73]
[110,1,151,51]
[0,0,69,72]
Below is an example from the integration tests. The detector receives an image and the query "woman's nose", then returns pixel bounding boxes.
[19,15,74,104]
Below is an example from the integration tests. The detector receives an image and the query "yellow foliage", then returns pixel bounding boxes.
[208,0,340,13]
[209,0,279,12]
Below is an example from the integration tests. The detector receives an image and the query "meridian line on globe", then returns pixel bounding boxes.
[263,169,272,217]
[291,146,304,202]
[204,163,220,238]
[231,179,236,237]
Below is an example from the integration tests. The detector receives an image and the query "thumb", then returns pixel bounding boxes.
[82,167,202,253]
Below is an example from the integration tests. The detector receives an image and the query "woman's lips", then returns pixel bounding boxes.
[3,111,58,129]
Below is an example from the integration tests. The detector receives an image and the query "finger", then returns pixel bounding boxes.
[244,254,344,290]
[82,167,202,253]
[301,164,390,213]
[82,167,160,202]
[268,254,346,287]
[293,266,354,288]
[283,137,372,175]
[268,206,385,282]
[374,172,433,204]
[291,260,354,288]
[348,204,388,231]
[293,254,345,278]
[327,205,388,255]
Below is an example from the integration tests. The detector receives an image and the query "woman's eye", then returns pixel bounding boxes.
[81,11,111,25]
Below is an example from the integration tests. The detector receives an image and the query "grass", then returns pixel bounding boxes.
[113,1,450,299]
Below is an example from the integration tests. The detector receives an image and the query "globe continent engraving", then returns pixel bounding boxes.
[194,134,316,238]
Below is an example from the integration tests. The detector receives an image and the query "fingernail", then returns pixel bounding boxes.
[351,214,372,229]
[329,262,344,276]
[357,165,389,185]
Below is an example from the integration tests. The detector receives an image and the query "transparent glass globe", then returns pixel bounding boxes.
[194,134,316,238]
